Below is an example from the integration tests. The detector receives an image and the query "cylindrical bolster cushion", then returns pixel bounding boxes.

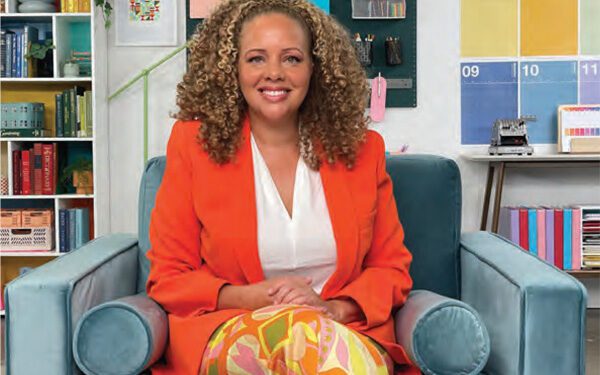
[395,290,490,375]
[73,294,168,375]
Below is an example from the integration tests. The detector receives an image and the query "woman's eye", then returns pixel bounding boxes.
[286,56,301,63]
[248,56,264,63]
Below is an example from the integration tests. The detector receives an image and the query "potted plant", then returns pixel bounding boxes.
[25,39,54,78]
[61,158,93,195]
[95,0,113,28]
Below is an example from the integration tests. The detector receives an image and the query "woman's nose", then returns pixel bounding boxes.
[266,61,284,80]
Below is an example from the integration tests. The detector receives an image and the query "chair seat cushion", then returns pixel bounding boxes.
[73,294,167,375]
[395,290,490,375]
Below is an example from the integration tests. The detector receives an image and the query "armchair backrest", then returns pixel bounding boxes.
[137,155,462,298]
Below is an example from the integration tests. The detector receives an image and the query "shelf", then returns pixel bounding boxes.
[567,269,600,278]
[461,153,600,162]
[0,194,94,199]
[0,77,92,83]
[0,137,93,142]
[0,251,62,257]
[0,13,90,18]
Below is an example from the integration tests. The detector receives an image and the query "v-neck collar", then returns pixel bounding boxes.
[250,132,302,221]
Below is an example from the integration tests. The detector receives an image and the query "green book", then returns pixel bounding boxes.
[63,89,71,137]
[0,128,50,137]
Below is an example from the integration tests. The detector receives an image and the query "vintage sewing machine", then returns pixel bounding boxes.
[488,116,536,155]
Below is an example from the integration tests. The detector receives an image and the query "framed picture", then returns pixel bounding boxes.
[116,0,178,46]
[189,0,328,20]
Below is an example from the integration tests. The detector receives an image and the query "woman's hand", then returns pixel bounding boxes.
[268,279,332,316]
[218,276,313,311]
[268,282,363,324]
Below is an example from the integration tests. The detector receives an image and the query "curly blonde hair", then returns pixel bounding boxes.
[175,0,370,169]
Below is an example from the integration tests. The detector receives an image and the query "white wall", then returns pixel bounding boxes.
[106,0,600,305]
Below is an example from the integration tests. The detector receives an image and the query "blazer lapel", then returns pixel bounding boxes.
[228,116,265,284]
[319,160,359,298]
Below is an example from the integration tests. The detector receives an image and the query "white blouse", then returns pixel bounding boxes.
[251,134,337,294]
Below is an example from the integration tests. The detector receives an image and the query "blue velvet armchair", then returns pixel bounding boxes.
[4,155,587,375]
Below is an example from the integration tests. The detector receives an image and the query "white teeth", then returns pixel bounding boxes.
[263,90,287,97]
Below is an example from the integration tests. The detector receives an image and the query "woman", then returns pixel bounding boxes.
[146,0,416,373]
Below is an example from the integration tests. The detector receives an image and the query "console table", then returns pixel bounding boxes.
[461,153,600,233]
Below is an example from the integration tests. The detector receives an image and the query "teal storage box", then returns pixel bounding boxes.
[1,102,45,129]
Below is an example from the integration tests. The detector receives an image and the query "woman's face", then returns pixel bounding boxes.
[238,12,313,127]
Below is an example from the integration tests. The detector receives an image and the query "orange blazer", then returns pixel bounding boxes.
[146,116,417,375]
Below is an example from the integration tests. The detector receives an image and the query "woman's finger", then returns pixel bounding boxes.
[273,286,295,304]
[281,288,307,304]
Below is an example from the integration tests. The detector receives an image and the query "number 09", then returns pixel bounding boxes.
[462,65,479,78]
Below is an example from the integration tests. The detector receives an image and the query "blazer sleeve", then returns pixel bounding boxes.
[330,133,413,330]
[146,121,229,317]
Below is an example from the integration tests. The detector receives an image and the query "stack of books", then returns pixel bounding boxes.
[582,209,600,268]
[498,205,599,270]
[61,0,91,13]
[11,143,58,195]
[1,25,42,78]
[55,86,93,138]
[59,207,90,252]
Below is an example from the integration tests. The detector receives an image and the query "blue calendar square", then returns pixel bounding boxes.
[520,61,578,143]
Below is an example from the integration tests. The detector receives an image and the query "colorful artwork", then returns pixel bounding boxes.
[129,0,161,22]
[460,0,600,145]
[116,0,177,46]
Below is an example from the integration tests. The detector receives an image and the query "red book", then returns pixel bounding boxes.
[52,143,57,194]
[554,209,564,269]
[519,208,529,250]
[33,143,43,195]
[42,144,53,195]
[21,150,32,195]
[12,150,21,195]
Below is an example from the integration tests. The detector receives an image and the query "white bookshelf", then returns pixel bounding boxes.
[0,3,107,307]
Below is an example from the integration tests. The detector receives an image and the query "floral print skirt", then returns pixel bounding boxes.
[199,304,393,375]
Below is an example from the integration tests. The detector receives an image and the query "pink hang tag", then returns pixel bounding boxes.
[370,75,387,122]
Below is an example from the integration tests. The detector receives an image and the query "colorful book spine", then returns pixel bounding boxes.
[528,208,537,255]
[563,208,572,271]
[554,208,564,269]
[33,143,43,195]
[55,93,64,137]
[6,31,13,78]
[52,143,57,194]
[537,208,546,260]
[75,208,90,248]
[571,207,582,270]
[10,33,17,77]
[21,149,31,195]
[41,143,53,195]
[546,208,555,265]
[12,150,21,195]
[59,209,68,252]
[510,208,519,244]
[68,209,76,251]
[14,31,21,78]
[498,207,511,241]
[519,208,529,250]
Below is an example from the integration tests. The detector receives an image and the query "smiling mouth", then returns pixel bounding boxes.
[259,89,291,97]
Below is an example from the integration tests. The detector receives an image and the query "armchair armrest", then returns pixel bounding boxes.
[4,233,139,375]
[73,293,167,375]
[395,290,490,375]
[460,231,587,375]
